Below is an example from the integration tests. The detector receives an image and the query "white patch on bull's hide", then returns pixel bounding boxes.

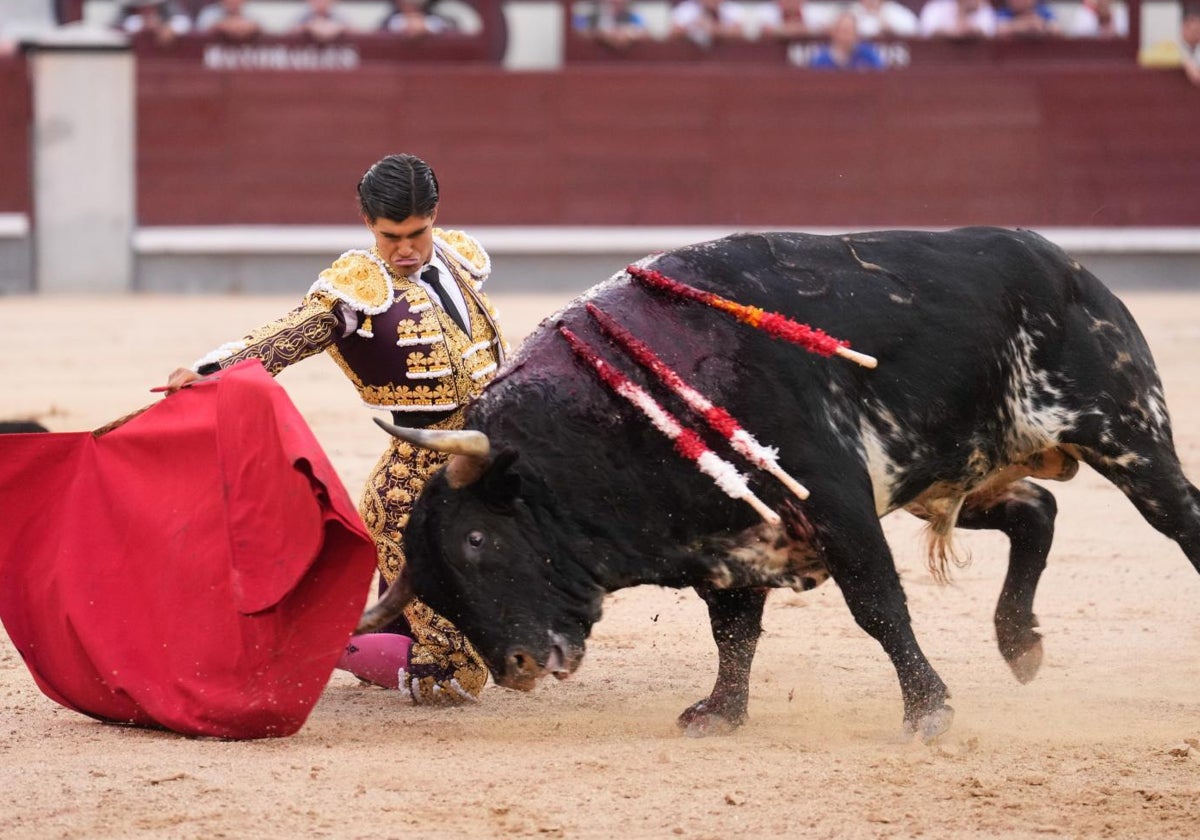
[1147,386,1168,425]
[859,418,901,516]
[1001,325,1080,456]
[1140,383,1171,443]
[821,395,904,514]
[1088,449,1146,470]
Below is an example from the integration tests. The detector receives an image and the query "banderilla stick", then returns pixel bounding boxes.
[627,264,878,369]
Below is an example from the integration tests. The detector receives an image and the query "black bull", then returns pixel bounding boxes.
[359,227,1200,740]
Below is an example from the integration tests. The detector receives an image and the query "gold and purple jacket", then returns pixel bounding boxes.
[193,228,507,415]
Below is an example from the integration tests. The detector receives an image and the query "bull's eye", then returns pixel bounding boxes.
[467,531,484,548]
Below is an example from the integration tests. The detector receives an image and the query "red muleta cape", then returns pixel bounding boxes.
[0,360,378,739]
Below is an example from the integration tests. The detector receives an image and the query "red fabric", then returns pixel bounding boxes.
[0,360,378,739]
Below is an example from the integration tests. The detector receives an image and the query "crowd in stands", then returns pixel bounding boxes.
[1183,2,1200,84]
[113,0,461,43]
[575,0,1136,69]
[99,0,1148,54]
[3,1,1195,86]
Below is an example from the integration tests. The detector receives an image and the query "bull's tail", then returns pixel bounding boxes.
[921,497,971,585]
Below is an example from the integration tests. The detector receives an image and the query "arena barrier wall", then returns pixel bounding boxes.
[131,225,1200,294]
[130,62,1200,230]
[3,10,1200,294]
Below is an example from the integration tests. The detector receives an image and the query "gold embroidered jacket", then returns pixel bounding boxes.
[194,229,507,412]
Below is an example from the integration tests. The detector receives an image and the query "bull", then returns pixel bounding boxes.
[357,227,1200,740]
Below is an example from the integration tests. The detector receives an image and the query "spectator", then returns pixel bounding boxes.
[919,0,997,38]
[380,0,458,37]
[573,0,651,48]
[996,0,1061,37]
[116,0,192,44]
[809,10,886,68]
[757,0,833,39]
[669,0,748,46]
[1184,3,1200,86]
[0,10,14,57]
[194,0,264,42]
[849,0,920,37]
[289,0,353,42]
[1067,0,1128,38]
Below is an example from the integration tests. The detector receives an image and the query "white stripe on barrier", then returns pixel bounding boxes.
[131,225,1200,257]
[0,214,30,239]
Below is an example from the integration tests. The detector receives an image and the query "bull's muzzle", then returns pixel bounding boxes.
[496,632,583,691]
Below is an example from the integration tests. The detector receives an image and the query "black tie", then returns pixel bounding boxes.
[422,265,468,334]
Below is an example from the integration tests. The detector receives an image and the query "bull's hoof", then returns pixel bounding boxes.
[998,628,1046,686]
[903,704,955,744]
[1005,637,1044,684]
[680,714,738,739]
[676,698,746,738]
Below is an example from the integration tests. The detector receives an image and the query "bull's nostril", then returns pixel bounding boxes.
[508,650,534,674]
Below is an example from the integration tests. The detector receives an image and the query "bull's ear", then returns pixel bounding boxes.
[480,449,521,507]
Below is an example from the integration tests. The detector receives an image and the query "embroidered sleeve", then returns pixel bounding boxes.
[193,291,344,376]
[399,599,489,705]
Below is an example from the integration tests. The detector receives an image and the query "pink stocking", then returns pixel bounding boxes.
[335,633,414,689]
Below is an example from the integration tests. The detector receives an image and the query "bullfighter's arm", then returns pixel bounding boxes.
[192,291,351,376]
[399,599,489,704]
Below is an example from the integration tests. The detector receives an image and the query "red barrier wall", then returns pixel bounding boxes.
[0,58,31,215]
[135,61,1200,228]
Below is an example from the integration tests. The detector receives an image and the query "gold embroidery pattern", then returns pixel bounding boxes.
[312,251,391,311]
[462,339,500,382]
[352,380,459,410]
[209,296,341,375]
[396,310,442,345]
[320,252,504,411]
[435,228,490,278]
[406,344,452,378]
[401,284,430,308]
[360,419,488,704]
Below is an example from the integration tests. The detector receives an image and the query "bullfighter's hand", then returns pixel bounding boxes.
[159,367,204,393]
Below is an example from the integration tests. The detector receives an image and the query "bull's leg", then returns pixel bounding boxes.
[818,504,953,741]
[676,584,767,737]
[955,480,1058,683]
[1080,439,1200,571]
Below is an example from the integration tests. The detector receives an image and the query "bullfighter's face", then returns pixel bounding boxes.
[364,212,437,278]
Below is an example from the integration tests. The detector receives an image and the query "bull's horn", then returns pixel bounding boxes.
[373,417,491,458]
[354,572,414,635]
[444,453,489,489]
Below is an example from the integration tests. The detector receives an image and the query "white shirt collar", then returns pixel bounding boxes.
[412,251,471,335]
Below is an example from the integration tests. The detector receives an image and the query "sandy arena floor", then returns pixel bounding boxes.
[1,288,1198,839]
